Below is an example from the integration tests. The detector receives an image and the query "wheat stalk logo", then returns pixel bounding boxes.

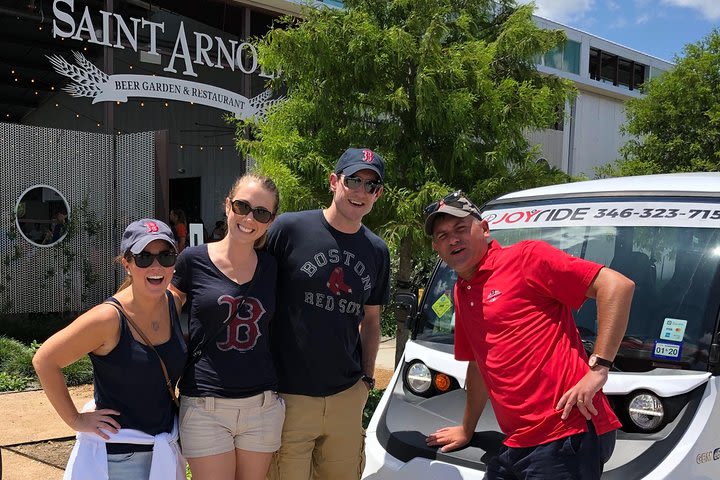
[47,51,108,98]
[248,88,284,120]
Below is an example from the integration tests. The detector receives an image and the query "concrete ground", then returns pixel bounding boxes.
[0,384,94,480]
[0,339,398,479]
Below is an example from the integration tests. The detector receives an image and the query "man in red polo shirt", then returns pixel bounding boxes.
[424,192,635,479]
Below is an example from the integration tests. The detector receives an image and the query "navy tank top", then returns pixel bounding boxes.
[89,291,187,435]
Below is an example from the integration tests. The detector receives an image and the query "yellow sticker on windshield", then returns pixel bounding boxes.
[432,293,452,318]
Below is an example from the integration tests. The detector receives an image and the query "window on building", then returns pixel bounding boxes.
[15,185,70,248]
[589,47,648,90]
[563,40,581,74]
[538,40,581,75]
[618,59,632,88]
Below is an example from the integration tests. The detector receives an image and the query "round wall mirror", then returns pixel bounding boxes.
[15,185,71,248]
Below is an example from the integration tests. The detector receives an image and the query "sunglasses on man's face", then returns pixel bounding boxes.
[132,251,178,268]
[423,190,466,216]
[342,175,383,195]
[230,199,275,224]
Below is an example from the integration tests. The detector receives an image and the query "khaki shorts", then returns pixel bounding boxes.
[268,379,369,480]
[179,391,285,458]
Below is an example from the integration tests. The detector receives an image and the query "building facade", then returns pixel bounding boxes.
[529,16,673,177]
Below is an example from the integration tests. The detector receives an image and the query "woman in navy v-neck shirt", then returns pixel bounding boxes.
[171,173,285,480]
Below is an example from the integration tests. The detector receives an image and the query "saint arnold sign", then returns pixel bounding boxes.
[50,0,281,119]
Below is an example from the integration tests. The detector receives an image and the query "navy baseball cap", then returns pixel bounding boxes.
[334,148,385,181]
[120,219,177,254]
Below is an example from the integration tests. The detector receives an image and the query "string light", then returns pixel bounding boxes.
[173,143,233,150]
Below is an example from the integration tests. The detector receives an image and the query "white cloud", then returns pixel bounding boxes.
[609,17,628,29]
[661,0,720,20]
[516,0,596,23]
[635,14,650,24]
[608,1,620,11]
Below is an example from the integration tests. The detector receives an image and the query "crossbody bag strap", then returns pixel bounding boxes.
[104,300,180,408]
[187,271,259,368]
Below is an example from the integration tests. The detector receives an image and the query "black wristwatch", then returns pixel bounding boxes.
[589,354,613,370]
[361,374,375,390]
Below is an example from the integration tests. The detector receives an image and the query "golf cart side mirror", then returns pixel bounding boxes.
[393,292,418,329]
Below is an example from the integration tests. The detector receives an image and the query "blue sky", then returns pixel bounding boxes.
[518,0,719,63]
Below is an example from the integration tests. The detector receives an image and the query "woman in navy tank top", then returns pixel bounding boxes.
[170,173,285,480]
[33,218,187,479]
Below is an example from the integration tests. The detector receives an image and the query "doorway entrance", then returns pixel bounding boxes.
[169,177,202,225]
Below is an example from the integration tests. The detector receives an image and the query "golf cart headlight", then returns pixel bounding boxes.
[405,362,432,394]
[628,392,664,431]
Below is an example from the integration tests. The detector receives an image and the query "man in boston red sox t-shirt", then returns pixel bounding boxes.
[266,148,390,480]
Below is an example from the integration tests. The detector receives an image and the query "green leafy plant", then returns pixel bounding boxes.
[0,337,93,391]
[61,355,94,387]
[363,388,385,429]
[0,371,29,392]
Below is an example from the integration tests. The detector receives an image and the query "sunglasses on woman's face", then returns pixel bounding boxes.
[342,175,383,195]
[132,251,178,268]
[230,199,275,224]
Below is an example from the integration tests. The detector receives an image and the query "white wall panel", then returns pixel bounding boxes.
[570,91,630,177]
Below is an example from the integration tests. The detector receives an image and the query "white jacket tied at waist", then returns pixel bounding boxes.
[63,402,184,480]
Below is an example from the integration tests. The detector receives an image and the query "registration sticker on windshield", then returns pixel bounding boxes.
[432,293,453,318]
[652,340,683,360]
[660,318,687,342]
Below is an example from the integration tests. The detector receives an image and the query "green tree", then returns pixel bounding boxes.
[236,0,574,362]
[597,29,720,178]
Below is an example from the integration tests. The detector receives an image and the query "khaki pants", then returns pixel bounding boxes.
[267,379,369,480]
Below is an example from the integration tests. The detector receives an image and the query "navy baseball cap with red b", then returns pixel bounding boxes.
[120,218,177,254]
[334,148,385,181]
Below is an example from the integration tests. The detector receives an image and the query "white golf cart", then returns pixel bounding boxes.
[364,172,720,480]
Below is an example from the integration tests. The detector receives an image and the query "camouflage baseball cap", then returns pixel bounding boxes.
[424,191,482,236]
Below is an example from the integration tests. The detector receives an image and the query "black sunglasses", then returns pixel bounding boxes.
[231,199,275,224]
[423,190,466,215]
[342,175,383,194]
[132,251,178,268]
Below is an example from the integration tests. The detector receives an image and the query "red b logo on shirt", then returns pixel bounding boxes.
[216,296,266,352]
